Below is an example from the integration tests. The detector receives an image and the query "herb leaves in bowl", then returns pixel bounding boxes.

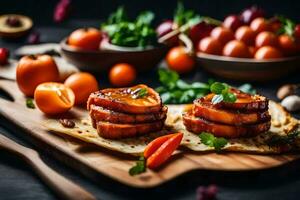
[101,7,156,48]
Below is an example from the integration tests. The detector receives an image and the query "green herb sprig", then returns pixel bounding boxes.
[267,129,299,147]
[132,88,148,99]
[210,82,237,104]
[199,132,228,152]
[129,156,146,176]
[26,98,35,109]
[101,7,156,48]
[156,69,211,104]
[276,15,296,37]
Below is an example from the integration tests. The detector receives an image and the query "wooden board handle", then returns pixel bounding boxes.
[0,134,96,200]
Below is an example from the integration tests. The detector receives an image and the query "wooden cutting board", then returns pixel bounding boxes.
[0,79,299,188]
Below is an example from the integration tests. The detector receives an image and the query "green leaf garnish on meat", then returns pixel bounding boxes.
[210,82,237,104]
[199,132,228,152]
[129,156,146,176]
[132,88,148,99]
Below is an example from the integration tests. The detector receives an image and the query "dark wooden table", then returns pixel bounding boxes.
[0,20,300,200]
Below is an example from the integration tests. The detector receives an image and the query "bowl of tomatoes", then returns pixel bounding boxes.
[192,6,300,81]
[60,8,169,72]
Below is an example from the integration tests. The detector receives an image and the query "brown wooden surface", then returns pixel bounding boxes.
[0,79,299,188]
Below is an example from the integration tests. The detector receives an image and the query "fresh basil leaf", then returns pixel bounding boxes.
[136,11,154,25]
[214,138,228,151]
[26,98,35,109]
[158,69,179,89]
[238,84,256,95]
[211,94,223,104]
[222,92,237,103]
[210,82,227,94]
[129,157,146,176]
[176,80,191,90]
[191,82,210,89]
[199,132,215,147]
[132,88,148,98]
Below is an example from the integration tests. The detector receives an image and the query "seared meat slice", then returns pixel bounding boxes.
[87,84,162,114]
[95,120,165,139]
[193,98,271,125]
[202,89,269,111]
[183,111,271,138]
[90,104,167,124]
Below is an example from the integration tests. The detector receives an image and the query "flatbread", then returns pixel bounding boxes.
[44,101,299,155]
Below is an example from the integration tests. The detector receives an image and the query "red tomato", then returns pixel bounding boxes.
[254,46,282,59]
[189,22,215,45]
[223,40,250,58]
[250,17,270,34]
[255,31,278,48]
[223,15,243,31]
[235,26,256,46]
[109,63,136,87]
[248,46,257,58]
[278,34,298,55]
[198,37,223,55]
[166,46,194,74]
[0,48,9,65]
[68,28,102,51]
[210,27,234,45]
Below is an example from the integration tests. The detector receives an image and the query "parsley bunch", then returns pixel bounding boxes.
[101,7,156,48]
[129,156,146,176]
[156,69,211,104]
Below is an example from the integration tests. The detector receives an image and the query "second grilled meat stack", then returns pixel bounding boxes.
[183,89,271,138]
[87,84,167,139]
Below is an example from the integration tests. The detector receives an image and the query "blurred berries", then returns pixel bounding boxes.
[294,24,300,38]
[240,6,265,24]
[27,31,40,44]
[0,48,9,65]
[196,184,218,200]
[54,0,71,23]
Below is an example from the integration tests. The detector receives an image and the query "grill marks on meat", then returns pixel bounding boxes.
[88,85,166,139]
[194,98,271,125]
[96,120,165,139]
[183,89,271,138]
[90,104,167,124]
[183,111,271,138]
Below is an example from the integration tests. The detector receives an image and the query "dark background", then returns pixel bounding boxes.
[1,1,300,200]
[1,0,300,25]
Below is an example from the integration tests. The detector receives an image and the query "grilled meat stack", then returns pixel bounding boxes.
[87,84,167,139]
[183,89,271,138]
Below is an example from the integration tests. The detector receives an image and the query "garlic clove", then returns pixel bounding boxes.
[277,84,298,100]
[281,95,300,112]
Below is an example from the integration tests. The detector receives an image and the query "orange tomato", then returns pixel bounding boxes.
[198,37,223,55]
[16,55,59,97]
[278,34,298,55]
[64,72,99,105]
[68,28,102,51]
[235,26,256,46]
[109,63,136,87]
[166,46,195,74]
[254,46,282,59]
[34,82,75,115]
[255,31,278,48]
[210,27,234,45]
[223,40,250,58]
[250,17,270,34]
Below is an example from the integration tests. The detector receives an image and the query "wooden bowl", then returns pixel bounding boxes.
[196,53,300,81]
[60,39,169,72]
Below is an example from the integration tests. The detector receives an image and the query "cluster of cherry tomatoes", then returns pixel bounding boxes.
[158,6,300,74]
[199,7,300,59]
